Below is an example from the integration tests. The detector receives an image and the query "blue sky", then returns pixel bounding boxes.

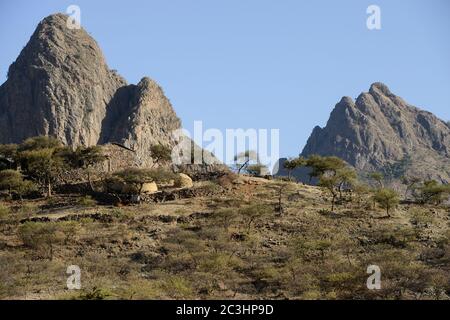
[1,0,449,158]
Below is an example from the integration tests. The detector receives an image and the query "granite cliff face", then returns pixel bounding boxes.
[301,83,450,182]
[0,13,219,169]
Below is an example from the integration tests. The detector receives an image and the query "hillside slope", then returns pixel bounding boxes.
[0,178,448,299]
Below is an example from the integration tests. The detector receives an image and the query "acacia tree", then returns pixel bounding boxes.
[312,156,356,211]
[111,168,155,195]
[306,155,346,183]
[19,148,66,197]
[283,157,306,181]
[17,137,68,197]
[274,183,296,215]
[71,146,106,191]
[18,136,61,152]
[373,188,399,217]
[0,144,18,170]
[150,144,172,168]
[0,169,36,199]
[109,168,177,195]
[336,167,357,200]
[319,175,341,211]
[0,169,22,196]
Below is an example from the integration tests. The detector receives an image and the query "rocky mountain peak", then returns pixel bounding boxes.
[1,13,126,146]
[369,82,392,96]
[0,13,221,170]
[301,83,450,182]
[338,96,355,107]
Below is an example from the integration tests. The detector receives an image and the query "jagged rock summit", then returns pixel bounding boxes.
[0,13,126,146]
[0,13,218,169]
[301,82,450,182]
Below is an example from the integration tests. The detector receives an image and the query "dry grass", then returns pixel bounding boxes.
[0,179,449,300]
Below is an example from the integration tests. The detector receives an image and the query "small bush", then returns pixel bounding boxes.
[77,287,112,300]
[16,203,39,218]
[77,195,96,207]
[18,222,64,259]
[410,209,434,227]
[159,275,193,299]
[58,221,80,244]
[0,204,10,219]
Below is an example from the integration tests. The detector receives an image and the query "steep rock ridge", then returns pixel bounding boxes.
[301,83,450,182]
[0,13,126,145]
[99,77,182,166]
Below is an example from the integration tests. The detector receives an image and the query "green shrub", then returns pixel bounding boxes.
[159,275,193,299]
[0,204,10,219]
[77,195,96,207]
[77,287,112,300]
[58,221,80,244]
[410,209,435,227]
[16,203,39,218]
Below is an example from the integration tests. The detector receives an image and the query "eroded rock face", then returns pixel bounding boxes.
[99,77,182,167]
[0,14,126,146]
[301,83,450,182]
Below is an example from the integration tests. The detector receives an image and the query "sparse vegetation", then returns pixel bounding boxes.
[0,137,449,300]
[414,180,450,205]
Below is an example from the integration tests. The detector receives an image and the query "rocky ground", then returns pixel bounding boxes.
[0,176,449,300]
